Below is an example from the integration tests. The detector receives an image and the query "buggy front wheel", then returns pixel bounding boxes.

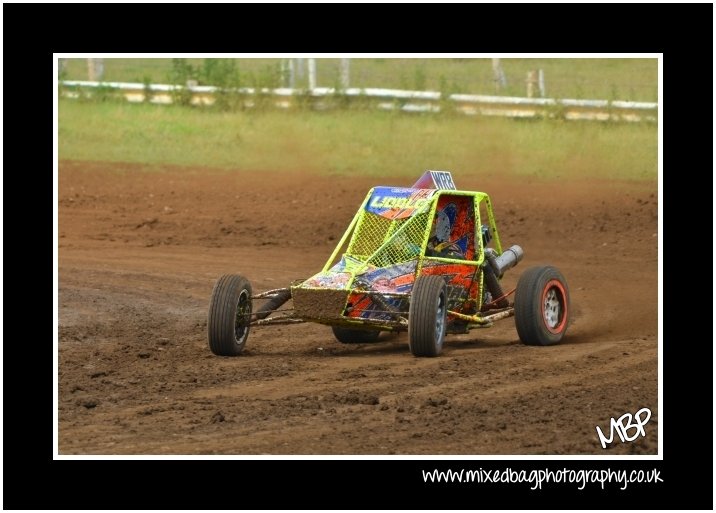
[408,275,447,357]
[208,274,253,356]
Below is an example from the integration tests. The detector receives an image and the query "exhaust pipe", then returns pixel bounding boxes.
[486,245,523,278]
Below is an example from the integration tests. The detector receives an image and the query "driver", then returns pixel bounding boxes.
[426,206,465,259]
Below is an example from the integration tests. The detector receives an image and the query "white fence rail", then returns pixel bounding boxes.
[59,80,657,122]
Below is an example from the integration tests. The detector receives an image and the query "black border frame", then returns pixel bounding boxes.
[3,3,712,510]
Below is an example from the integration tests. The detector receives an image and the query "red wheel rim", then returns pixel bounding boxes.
[541,279,567,334]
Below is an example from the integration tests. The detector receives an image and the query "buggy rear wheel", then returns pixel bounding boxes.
[408,275,447,357]
[208,274,253,356]
[332,326,381,344]
[514,266,570,346]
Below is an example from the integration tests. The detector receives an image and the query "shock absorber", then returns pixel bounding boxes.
[483,245,524,308]
[483,263,508,308]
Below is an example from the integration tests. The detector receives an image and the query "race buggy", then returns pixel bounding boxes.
[208,171,570,357]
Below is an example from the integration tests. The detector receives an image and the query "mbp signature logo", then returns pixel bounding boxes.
[595,407,652,449]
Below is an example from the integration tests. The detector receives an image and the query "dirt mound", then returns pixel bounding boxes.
[59,160,658,454]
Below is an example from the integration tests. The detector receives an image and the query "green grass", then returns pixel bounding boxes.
[60,57,658,102]
[58,99,657,181]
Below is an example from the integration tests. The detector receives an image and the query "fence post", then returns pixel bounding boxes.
[87,58,104,81]
[281,59,297,88]
[287,59,295,88]
[526,70,537,98]
[281,59,290,88]
[307,58,317,90]
[538,69,545,97]
[339,58,350,89]
[492,58,507,92]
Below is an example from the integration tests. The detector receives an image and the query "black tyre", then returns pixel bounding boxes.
[514,266,570,346]
[208,274,253,356]
[254,289,292,321]
[332,326,381,344]
[408,275,447,357]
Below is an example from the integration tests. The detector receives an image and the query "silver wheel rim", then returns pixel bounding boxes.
[235,290,250,343]
[435,293,445,345]
[543,288,561,329]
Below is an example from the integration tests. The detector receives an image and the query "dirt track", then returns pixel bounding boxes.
[58,161,658,455]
